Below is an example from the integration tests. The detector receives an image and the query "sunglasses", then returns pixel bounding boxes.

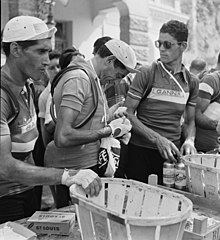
[155,40,182,49]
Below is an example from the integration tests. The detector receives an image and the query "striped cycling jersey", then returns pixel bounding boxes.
[195,71,220,152]
[0,75,38,197]
[127,61,198,149]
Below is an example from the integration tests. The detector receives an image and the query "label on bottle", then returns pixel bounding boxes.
[163,167,175,187]
[175,169,186,189]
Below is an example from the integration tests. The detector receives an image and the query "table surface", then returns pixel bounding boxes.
[16,188,220,240]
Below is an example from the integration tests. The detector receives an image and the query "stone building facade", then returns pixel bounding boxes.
[1,0,220,66]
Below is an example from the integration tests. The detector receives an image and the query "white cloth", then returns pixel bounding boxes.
[61,169,98,188]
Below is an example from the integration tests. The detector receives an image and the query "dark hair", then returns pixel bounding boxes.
[49,50,60,61]
[217,52,220,64]
[160,20,188,42]
[59,46,84,69]
[97,44,126,70]
[2,42,10,57]
[2,40,39,57]
[93,36,112,55]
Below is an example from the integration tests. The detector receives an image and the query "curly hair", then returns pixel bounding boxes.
[160,20,188,42]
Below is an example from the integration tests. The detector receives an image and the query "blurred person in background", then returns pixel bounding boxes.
[38,50,61,147]
[195,70,220,153]
[209,52,220,73]
[189,58,207,80]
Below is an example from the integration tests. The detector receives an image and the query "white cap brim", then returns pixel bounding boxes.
[105,39,138,74]
[2,16,57,43]
[3,26,57,42]
[126,66,140,73]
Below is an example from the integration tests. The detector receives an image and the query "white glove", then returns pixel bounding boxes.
[108,117,132,138]
[113,106,127,118]
[216,120,220,134]
[108,101,125,121]
[61,169,98,188]
[119,132,131,145]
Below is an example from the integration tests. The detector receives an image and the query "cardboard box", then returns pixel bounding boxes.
[27,211,75,236]
[183,225,220,240]
[0,221,37,240]
[183,212,220,240]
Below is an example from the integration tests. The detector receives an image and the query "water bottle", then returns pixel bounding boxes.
[175,160,186,190]
[163,161,175,188]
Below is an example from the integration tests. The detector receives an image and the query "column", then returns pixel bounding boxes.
[114,0,150,64]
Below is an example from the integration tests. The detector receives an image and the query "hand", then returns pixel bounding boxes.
[113,106,128,119]
[119,132,131,145]
[108,117,132,138]
[108,101,125,121]
[155,136,180,163]
[216,120,220,134]
[180,139,197,155]
[61,169,102,196]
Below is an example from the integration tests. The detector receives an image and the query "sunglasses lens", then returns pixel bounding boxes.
[163,41,172,49]
[155,40,160,48]
[155,40,173,49]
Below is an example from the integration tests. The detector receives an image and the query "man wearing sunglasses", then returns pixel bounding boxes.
[115,20,199,184]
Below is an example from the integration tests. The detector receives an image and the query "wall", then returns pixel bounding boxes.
[54,0,94,49]
[1,0,9,30]
[53,0,119,59]
[181,0,220,67]
[3,0,218,66]
[148,0,189,62]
